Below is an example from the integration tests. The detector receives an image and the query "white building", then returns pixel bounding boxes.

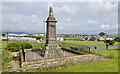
[8,34,28,37]
[57,37,64,41]
[2,37,36,41]
[106,37,115,40]
[99,37,105,41]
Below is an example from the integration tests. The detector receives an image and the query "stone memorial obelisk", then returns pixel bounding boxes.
[42,7,76,59]
[43,7,64,59]
[45,7,58,46]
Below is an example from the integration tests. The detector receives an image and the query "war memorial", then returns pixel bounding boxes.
[20,7,105,68]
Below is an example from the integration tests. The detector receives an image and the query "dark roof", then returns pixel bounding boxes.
[114,37,120,40]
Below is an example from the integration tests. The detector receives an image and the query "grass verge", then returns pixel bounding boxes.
[2,50,12,72]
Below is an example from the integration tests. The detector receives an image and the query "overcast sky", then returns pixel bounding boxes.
[2,1,119,35]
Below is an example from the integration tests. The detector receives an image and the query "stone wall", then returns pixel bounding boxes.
[43,46,78,59]
[25,50,44,62]
[22,54,106,68]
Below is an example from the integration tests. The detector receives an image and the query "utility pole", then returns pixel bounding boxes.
[43,21,46,35]
[7,32,8,45]
[43,21,46,44]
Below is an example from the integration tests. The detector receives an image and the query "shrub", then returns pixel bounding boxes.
[22,42,32,49]
[5,41,32,52]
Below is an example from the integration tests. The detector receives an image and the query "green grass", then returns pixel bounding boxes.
[110,35,118,38]
[50,59,118,72]
[64,37,85,39]
[2,49,12,72]
[58,41,118,46]
[0,49,2,73]
[49,48,118,72]
[1,41,118,49]
[2,50,12,65]
[91,49,118,59]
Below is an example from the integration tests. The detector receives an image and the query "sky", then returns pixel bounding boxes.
[1,1,119,35]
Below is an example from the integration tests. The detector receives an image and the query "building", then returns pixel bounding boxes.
[57,37,64,41]
[114,37,120,41]
[89,37,96,41]
[2,37,36,41]
[106,37,115,40]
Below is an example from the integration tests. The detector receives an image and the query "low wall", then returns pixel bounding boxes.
[22,54,92,68]
[20,47,91,68]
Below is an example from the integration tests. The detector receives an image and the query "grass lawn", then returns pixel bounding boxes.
[58,41,118,46]
[49,48,118,72]
[0,49,2,73]
[63,37,85,39]
[91,49,118,59]
[2,49,12,72]
[50,59,118,72]
[1,41,118,49]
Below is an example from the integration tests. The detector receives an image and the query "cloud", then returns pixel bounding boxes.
[54,5,79,16]
[22,27,27,30]
[104,17,109,21]
[100,24,118,30]
[3,14,42,26]
[88,20,99,24]
[103,2,114,9]
[30,14,40,25]
[2,5,16,13]
[100,24,110,30]
[2,2,118,35]
[87,24,118,33]
[48,2,54,8]
[66,18,71,22]
[58,27,63,30]
[23,2,33,11]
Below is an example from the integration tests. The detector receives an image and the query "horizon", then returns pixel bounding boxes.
[1,31,118,36]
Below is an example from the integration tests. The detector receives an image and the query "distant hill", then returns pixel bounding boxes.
[2,31,45,34]
[2,32,28,34]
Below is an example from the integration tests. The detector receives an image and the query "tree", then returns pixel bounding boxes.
[104,40,115,49]
[2,34,6,37]
[36,36,43,40]
[99,32,106,37]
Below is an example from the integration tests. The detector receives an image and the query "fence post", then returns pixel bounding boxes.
[19,50,22,67]
[62,43,63,47]
[41,43,43,47]
[95,46,97,49]
[21,44,25,62]
[89,47,90,54]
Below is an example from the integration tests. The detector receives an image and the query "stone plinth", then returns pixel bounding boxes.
[43,46,77,59]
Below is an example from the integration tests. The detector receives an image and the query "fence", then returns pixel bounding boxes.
[59,42,90,54]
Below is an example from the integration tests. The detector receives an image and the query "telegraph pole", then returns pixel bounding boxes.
[7,32,8,45]
[43,21,46,35]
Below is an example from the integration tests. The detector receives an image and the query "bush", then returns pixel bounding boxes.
[5,41,32,52]
[22,42,32,49]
